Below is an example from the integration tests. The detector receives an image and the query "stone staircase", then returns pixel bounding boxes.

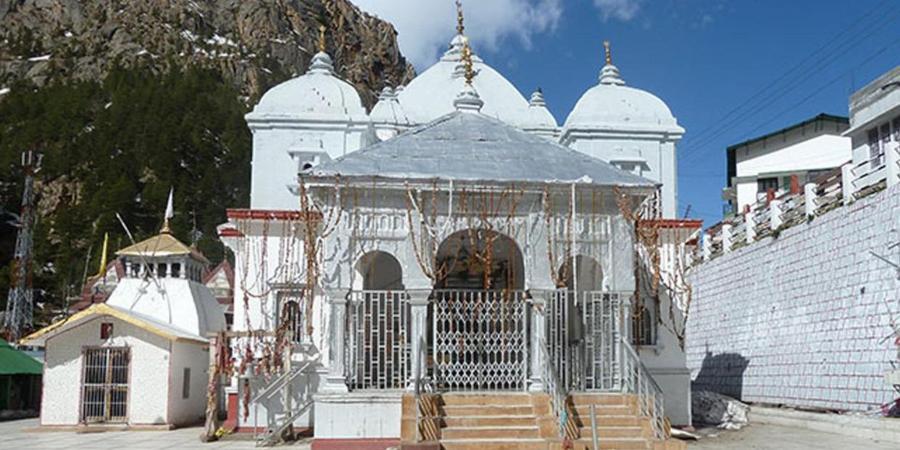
[439,392,546,450]
[401,392,685,450]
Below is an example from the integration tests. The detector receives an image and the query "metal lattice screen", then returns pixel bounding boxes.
[432,290,529,391]
[547,291,625,391]
[81,347,130,423]
[346,291,411,390]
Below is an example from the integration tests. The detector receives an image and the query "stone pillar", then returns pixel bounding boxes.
[804,183,818,217]
[721,224,733,253]
[886,143,899,188]
[407,289,430,390]
[841,162,855,205]
[744,210,756,244]
[701,232,712,261]
[528,292,547,392]
[322,289,349,393]
[769,199,783,230]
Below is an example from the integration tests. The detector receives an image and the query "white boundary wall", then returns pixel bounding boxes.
[687,183,900,412]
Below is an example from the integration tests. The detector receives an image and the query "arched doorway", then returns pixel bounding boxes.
[434,229,525,290]
[347,251,409,389]
[356,250,404,290]
[430,229,529,391]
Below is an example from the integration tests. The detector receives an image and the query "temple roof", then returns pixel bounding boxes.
[116,231,209,264]
[307,111,656,187]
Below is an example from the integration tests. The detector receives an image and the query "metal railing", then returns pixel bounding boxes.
[252,357,317,446]
[547,290,626,392]
[346,290,411,390]
[619,336,666,441]
[540,337,578,440]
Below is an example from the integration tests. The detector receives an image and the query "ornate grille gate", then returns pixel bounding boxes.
[547,291,626,391]
[81,347,130,423]
[346,291,411,390]
[432,290,529,391]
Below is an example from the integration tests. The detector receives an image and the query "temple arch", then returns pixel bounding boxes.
[355,250,404,291]
[434,229,525,291]
[558,254,604,291]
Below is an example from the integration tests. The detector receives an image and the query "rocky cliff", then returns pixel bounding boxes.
[0,0,416,107]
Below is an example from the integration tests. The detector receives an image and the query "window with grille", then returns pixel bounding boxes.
[81,347,129,423]
[757,177,778,193]
[278,291,307,344]
[632,305,656,346]
[868,128,883,170]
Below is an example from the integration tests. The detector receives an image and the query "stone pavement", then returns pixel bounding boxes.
[688,423,898,449]
[0,419,312,450]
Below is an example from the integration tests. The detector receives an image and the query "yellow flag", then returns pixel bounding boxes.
[95,232,109,279]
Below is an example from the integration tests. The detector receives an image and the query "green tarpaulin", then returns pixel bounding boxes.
[0,338,42,375]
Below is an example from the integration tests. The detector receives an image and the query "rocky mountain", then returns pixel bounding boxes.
[0,0,416,107]
[0,0,415,322]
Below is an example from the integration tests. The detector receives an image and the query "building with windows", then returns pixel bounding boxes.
[845,65,900,195]
[722,113,852,215]
[22,226,226,428]
[215,10,695,450]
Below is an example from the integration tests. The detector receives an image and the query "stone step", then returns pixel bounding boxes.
[577,426,647,439]
[573,404,637,416]
[440,438,548,450]
[444,415,537,427]
[442,425,541,439]
[443,404,534,416]
[441,393,534,407]
[550,438,650,450]
[569,393,633,405]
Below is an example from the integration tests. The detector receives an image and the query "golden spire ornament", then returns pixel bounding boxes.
[603,40,612,65]
[462,37,475,85]
[318,24,327,53]
[456,0,465,35]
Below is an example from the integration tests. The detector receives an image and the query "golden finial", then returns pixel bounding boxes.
[462,37,475,85]
[318,24,327,53]
[456,0,465,35]
[603,40,612,65]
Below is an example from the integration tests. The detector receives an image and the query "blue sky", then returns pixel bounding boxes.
[355,0,900,227]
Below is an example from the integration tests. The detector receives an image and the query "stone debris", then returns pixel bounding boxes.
[691,390,750,430]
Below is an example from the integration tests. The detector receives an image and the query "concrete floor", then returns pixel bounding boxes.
[688,424,898,449]
[2,418,896,449]
[0,419,311,450]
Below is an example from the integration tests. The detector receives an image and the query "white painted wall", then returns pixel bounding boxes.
[564,136,679,218]
[247,122,370,210]
[41,316,171,426]
[687,183,900,412]
[313,393,401,439]
[167,341,210,426]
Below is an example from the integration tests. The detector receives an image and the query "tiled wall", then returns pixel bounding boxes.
[687,183,900,412]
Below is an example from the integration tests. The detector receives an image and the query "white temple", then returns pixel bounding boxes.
[218,10,694,450]
[24,224,226,428]
[245,26,683,217]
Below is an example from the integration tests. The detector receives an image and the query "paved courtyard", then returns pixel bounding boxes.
[2,418,898,449]
[0,419,311,450]
[688,423,898,450]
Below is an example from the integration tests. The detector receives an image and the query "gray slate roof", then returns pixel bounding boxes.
[307,112,657,187]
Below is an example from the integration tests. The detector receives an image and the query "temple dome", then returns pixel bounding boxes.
[525,89,558,129]
[563,62,683,134]
[396,35,539,129]
[370,87,409,125]
[248,52,367,121]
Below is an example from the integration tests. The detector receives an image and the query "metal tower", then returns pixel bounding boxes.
[3,150,41,342]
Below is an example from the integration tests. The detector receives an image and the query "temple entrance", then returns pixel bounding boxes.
[431,230,528,391]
